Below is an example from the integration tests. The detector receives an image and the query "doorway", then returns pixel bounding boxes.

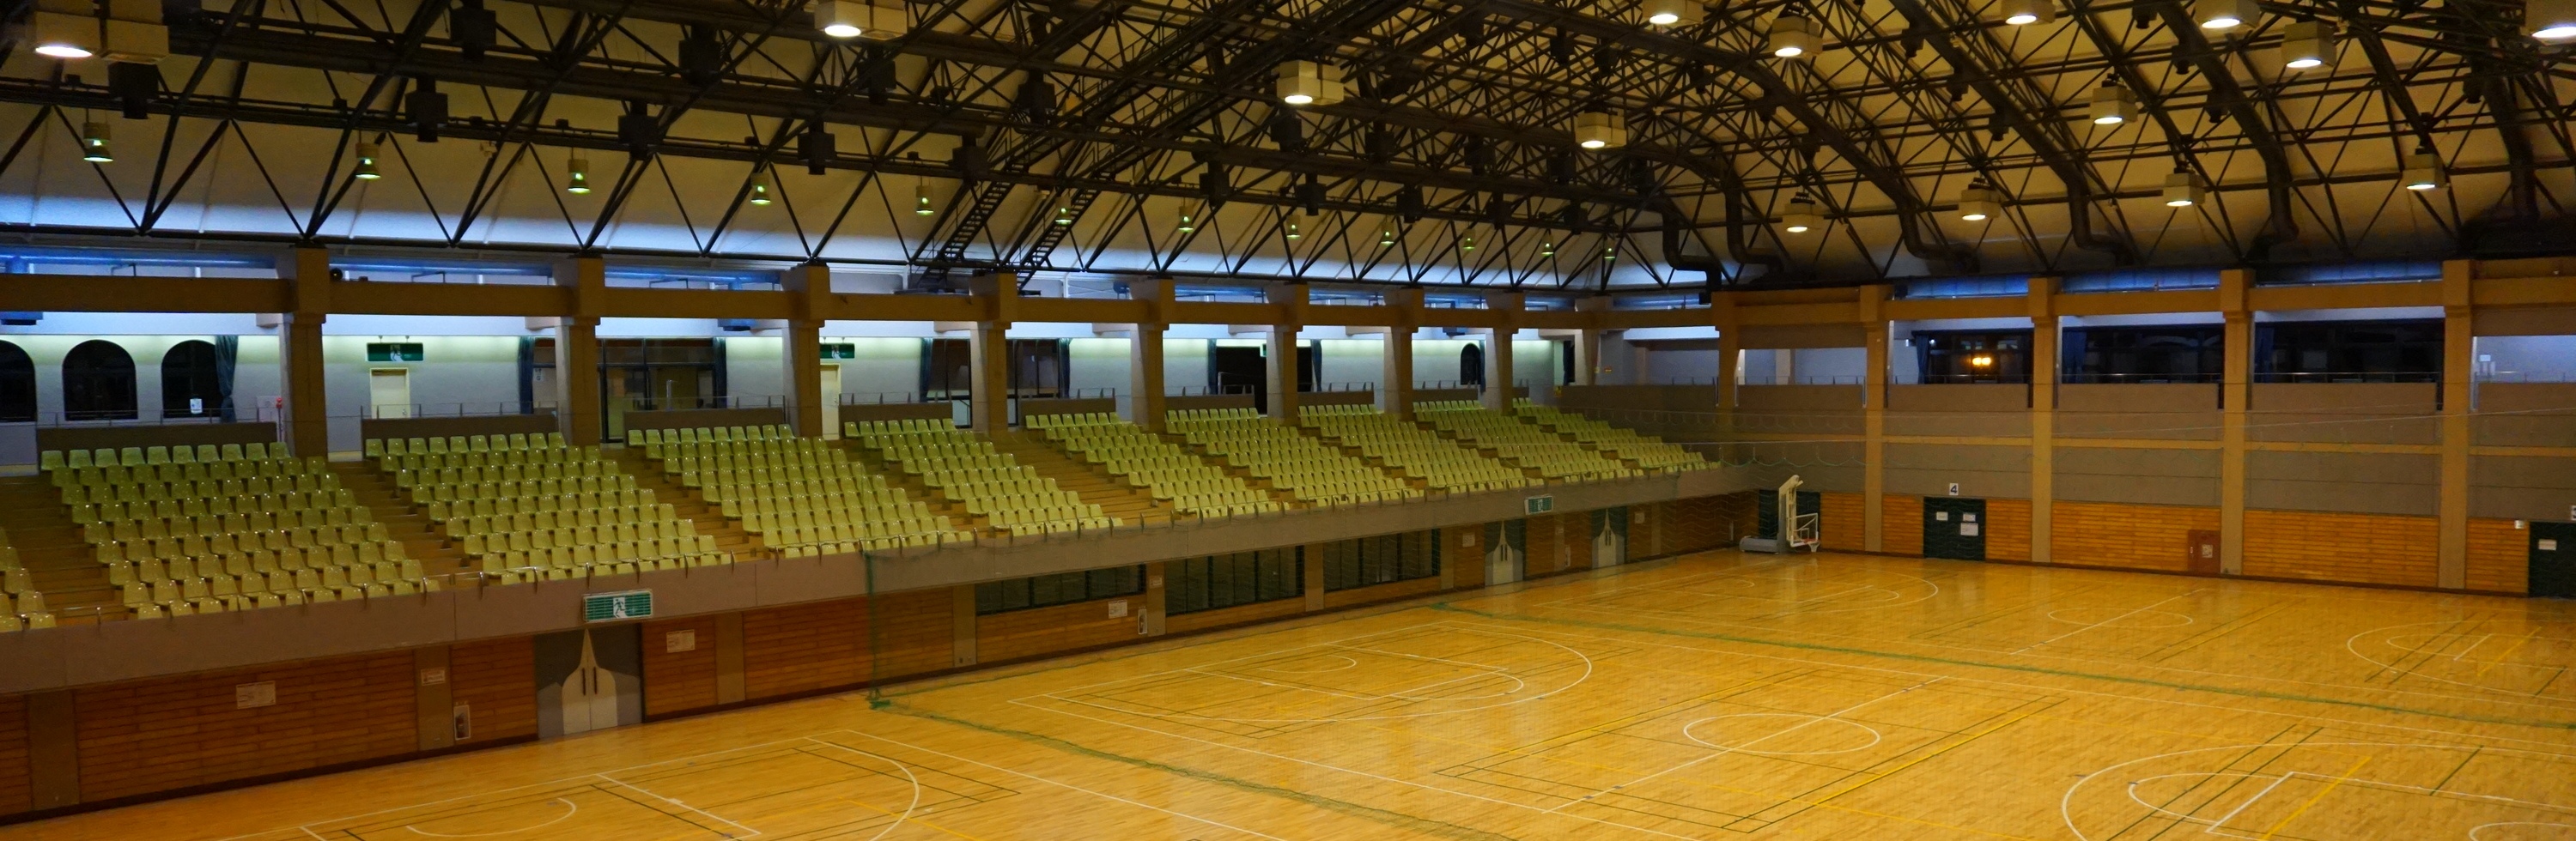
[1590,506,1630,567]
[1923,497,1987,560]
[2186,529,2221,574]
[368,368,413,419]
[2534,523,2576,599]
[819,363,841,439]
[534,626,642,738]
[1485,519,1527,585]
[1210,345,1267,413]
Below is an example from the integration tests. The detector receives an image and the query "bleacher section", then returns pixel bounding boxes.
[636,425,968,555]
[848,419,1115,535]
[1297,404,1534,493]
[1163,408,1419,505]
[369,433,727,580]
[1414,401,1639,481]
[1028,413,1283,517]
[1516,401,1710,472]
[39,442,434,617]
[0,526,35,631]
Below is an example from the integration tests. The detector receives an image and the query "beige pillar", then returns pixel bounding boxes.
[2028,278,2058,564]
[276,247,331,457]
[1573,296,1611,385]
[965,273,1018,432]
[781,263,829,438]
[1861,287,1889,553]
[1379,288,1422,418]
[551,318,601,446]
[2218,269,2252,575]
[1143,562,1169,636]
[1303,542,1327,610]
[1127,277,1171,431]
[2437,259,2474,590]
[1266,284,1306,421]
[1715,294,1741,462]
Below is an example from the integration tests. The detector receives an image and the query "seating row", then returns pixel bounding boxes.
[41,441,296,470]
[364,433,569,457]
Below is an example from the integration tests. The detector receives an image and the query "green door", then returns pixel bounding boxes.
[2533,523,2576,599]
[1923,497,1987,560]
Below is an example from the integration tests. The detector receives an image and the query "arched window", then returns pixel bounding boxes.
[162,340,223,418]
[1460,342,1485,388]
[0,342,33,422]
[63,340,137,421]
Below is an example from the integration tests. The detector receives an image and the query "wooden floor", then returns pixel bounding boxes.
[21,550,2576,840]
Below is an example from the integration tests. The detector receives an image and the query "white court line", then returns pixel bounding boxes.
[593,774,763,838]
[2011,593,2197,655]
[1025,624,1591,723]
[1019,620,1455,699]
[2063,742,2576,841]
[799,738,924,841]
[1007,695,1712,841]
[1172,641,1522,703]
[401,798,577,837]
[1539,678,1938,814]
[1426,618,2576,753]
[831,729,1293,840]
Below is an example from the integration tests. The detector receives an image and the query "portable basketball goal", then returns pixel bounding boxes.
[1742,475,1821,554]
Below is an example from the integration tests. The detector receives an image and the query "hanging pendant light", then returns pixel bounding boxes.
[2161,170,2203,207]
[1955,184,2001,221]
[914,182,934,215]
[1782,196,1822,233]
[2191,0,2259,30]
[2282,21,2335,70]
[2001,0,2054,25]
[2402,148,2446,191]
[1054,203,1073,225]
[1642,0,1704,27]
[565,155,591,194]
[1379,228,1396,246]
[2530,0,2576,39]
[2090,84,2137,125]
[1461,235,1475,252]
[1540,241,1556,257]
[1274,60,1346,106]
[1176,209,1196,233]
[1767,15,1817,58]
[1573,112,1627,149]
[27,8,100,58]
[353,142,383,179]
[80,121,112,163]
[748,170,774,205]
[1285,221,1302,240]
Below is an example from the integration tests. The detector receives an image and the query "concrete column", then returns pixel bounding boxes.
[966,273,1018,432]
[1378,288,1422,418]
[1143,562,1168,636]
[1715,295,1741,454]
[2028,278,2058,564]
[1127,277,1171,431]
[1303,542,1327,610]
[781,263,829,438]
[1861,287,1889,553]
[1266,284,1306,422]
[1573,296,1611,386]
[276,247,331,457]
[551,318,601,446]
[1483,292,1522,410]
[2437,259,2474,590]
[2218,269,2252,575]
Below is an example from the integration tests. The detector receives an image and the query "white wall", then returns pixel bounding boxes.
[829,336,924,402]
[1164,338,1209,395]
[723,336,785,403]
[1413,337,1476,387]
[1066,338,1128,396]
[1793,347,1868,384]
[2478,335,2576,382]
[322,335,524,451]
[1513,336,1558,401]
[1649,348,1726,384]
[1312,338,1382,391]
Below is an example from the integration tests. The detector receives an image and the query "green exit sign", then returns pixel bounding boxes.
[583,590,653,622]
[1525,495,1555,515]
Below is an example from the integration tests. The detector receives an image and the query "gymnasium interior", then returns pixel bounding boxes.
[0,0,2572,834]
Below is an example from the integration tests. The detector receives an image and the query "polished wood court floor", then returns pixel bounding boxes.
[18,550,2576,840]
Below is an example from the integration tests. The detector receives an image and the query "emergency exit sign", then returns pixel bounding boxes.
[583,590,653,622]
[1525,495,1555,515]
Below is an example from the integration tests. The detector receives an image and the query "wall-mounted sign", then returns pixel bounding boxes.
[1526,495,1555,515]
[582,590,653,622]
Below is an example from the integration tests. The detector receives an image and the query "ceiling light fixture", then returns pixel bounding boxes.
[2161,170,2202,207]
[1274,60,1345,106]
[1955,184,2002,221]
[1285,221,1302,240]
[816,0,906,39]
[1054,203,1073,225]
[2402,148,2446,191]
[565,155,591,194]
[1782,196,1822,233]
[2191,0,2258,30]
[1176,210,1196,233]
[1461,236,1475,252]
[2001,0,2053,25]
[748,170,774,205]
[79,121,111,162]
[1573,112,1626,149]
[25,1,100,59]
[914,182,934,215]
[2283,20,2335,70]
[1380,228,1396,247]
[2531,0,2576,39]
[1768,15,1817,58]
[2090,83,2137,125]
[1643,0,1704,27]
[353,142,382,179]
[1540,241,1556,257]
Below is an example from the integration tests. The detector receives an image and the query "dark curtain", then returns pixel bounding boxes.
[516,336,536,414]
[710,338,728,407]
[213,336,238,421]
[2059,329,2087,382]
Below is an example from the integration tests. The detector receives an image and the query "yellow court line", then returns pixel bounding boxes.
[1809,711,2035,805]
[2257,755,2372,841]
[2471,629,2544,680]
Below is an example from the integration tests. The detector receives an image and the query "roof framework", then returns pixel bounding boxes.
[0,0,2567,290]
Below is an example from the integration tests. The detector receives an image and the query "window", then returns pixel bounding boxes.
[62,340,137,421]
[1913,330,2032,384]
[1169,548,1302,614]
[2062,325,2224,383]
[161,340,224,417]
[923,338,973,401]
[1008,338,1067,398]
[975,566,1145,614]
[365,342,426,362]
[0,341,32,422]
[2257,319,2442,383]
[1321,531,1440,591]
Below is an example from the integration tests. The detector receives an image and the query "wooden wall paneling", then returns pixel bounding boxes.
[2465,518,2530,594]
[1882,495,1925,556]
[742,600,870,700]
[1319,578,1445,611]
[641,616,721,717]
[25,692,72,811]
[1447,526,1486,589]
[1821,492,1867,552]
[976,596,1146,664]
[2048,502,2220,573]
[447,638,536,745]
[2240,510,2441,587]
[868,590,959,682]
[72,654,417,803]
[0,694,29,816]
[1984,498,2033,562]
[1164,597,1308,636]
[1566,511,1596,571]
[714,613,746,705]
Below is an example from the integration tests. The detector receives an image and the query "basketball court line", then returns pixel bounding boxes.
[2061,741,2576,841]
[825,729,1292,840]
[1537,677,1940,815]
[1026,623,1594,723]
[2009,592,2200,655]
[2348,620,2576,696]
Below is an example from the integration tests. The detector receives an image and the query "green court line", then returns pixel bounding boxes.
[1426,603,2576,732]
[877,703,1531,841]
